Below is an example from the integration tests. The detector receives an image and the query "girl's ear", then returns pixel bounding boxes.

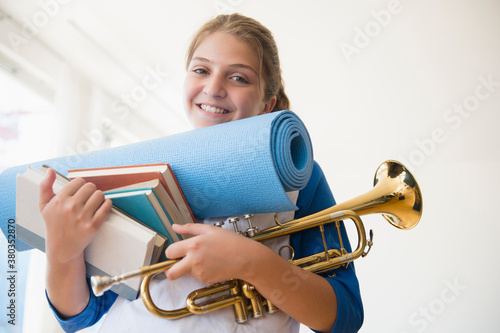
[260,95,277,115]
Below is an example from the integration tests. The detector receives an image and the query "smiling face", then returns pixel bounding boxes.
[184,32,276,128]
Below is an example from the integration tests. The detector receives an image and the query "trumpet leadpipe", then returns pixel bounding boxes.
[251,211,347,242]
[91,259,179,296]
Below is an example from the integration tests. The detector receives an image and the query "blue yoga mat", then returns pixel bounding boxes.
[1,110,313,250]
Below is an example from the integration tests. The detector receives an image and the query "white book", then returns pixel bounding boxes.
[16,166,162,300]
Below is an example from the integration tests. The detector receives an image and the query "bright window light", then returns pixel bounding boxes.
[0,69,55,172]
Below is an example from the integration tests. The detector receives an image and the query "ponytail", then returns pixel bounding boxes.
[272,82,290,112]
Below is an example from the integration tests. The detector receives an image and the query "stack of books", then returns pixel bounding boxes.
[16,163,195,300]
[68,163,196,244]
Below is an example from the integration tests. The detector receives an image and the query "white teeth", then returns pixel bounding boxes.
[200,104,228,114]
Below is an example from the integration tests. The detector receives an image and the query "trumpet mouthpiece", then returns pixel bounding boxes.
[91,275,114,297]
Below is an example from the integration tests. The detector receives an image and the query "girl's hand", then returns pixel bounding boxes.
[165,222,337,333]
[165,223,264,284]
[39,168,112,265]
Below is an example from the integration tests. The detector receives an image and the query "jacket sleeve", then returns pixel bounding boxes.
[290,161,364,333]
[46,278,117,333]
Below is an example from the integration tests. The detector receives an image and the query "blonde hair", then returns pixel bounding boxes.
[186,13,290,112]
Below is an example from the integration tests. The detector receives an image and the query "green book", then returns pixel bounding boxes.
[105,188,181,245]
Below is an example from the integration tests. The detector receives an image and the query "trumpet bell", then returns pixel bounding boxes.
[286,160,423,234]
[373,160,422,230]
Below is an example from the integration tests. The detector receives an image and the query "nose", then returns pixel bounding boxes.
[203,74,227,98]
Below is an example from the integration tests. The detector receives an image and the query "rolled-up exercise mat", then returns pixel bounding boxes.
[1,110,314,250]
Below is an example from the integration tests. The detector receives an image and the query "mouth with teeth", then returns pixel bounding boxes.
[198,104,230,114]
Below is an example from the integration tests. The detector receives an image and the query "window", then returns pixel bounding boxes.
[0,67,62,332]
[0,68,55,172]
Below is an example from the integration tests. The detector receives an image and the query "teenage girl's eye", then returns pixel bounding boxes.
[193,68,208,75]
[231,76,248,84]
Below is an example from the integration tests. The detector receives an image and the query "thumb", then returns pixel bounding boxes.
[39,168,56,212]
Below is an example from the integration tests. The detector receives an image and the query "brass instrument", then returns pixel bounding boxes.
[91,160,422,322]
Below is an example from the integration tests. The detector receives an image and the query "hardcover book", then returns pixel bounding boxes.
[16,166,167,300]
[67,163,196,226]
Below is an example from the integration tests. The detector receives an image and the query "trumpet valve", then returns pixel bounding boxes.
[242,282,264,318]
[244,214,260,237]
[229,280,250,323]
[264,299,279,314]
[229,217,243,235]
[214,221,225,228]
[245,228,260,237]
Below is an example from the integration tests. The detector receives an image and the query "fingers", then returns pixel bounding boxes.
[73,185,111,226]
[91,198,112,227]
[84,189,107,213]
[164,224,231,282]
[171,222,212,236]
[164,238,192,281]
[58,177,86,197]
[39,168,56,211]
[165,257,191,281]
[164,239,187,261]
[74,182,99,211]
[166,224,233,260]
[39,169,109,223]
[165,224,213,262]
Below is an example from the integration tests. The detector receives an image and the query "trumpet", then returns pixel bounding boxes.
[91,160,422,322]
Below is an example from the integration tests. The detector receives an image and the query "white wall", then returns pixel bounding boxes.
[1,0,499,332]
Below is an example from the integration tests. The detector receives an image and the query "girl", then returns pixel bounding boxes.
[39,14,363,333]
